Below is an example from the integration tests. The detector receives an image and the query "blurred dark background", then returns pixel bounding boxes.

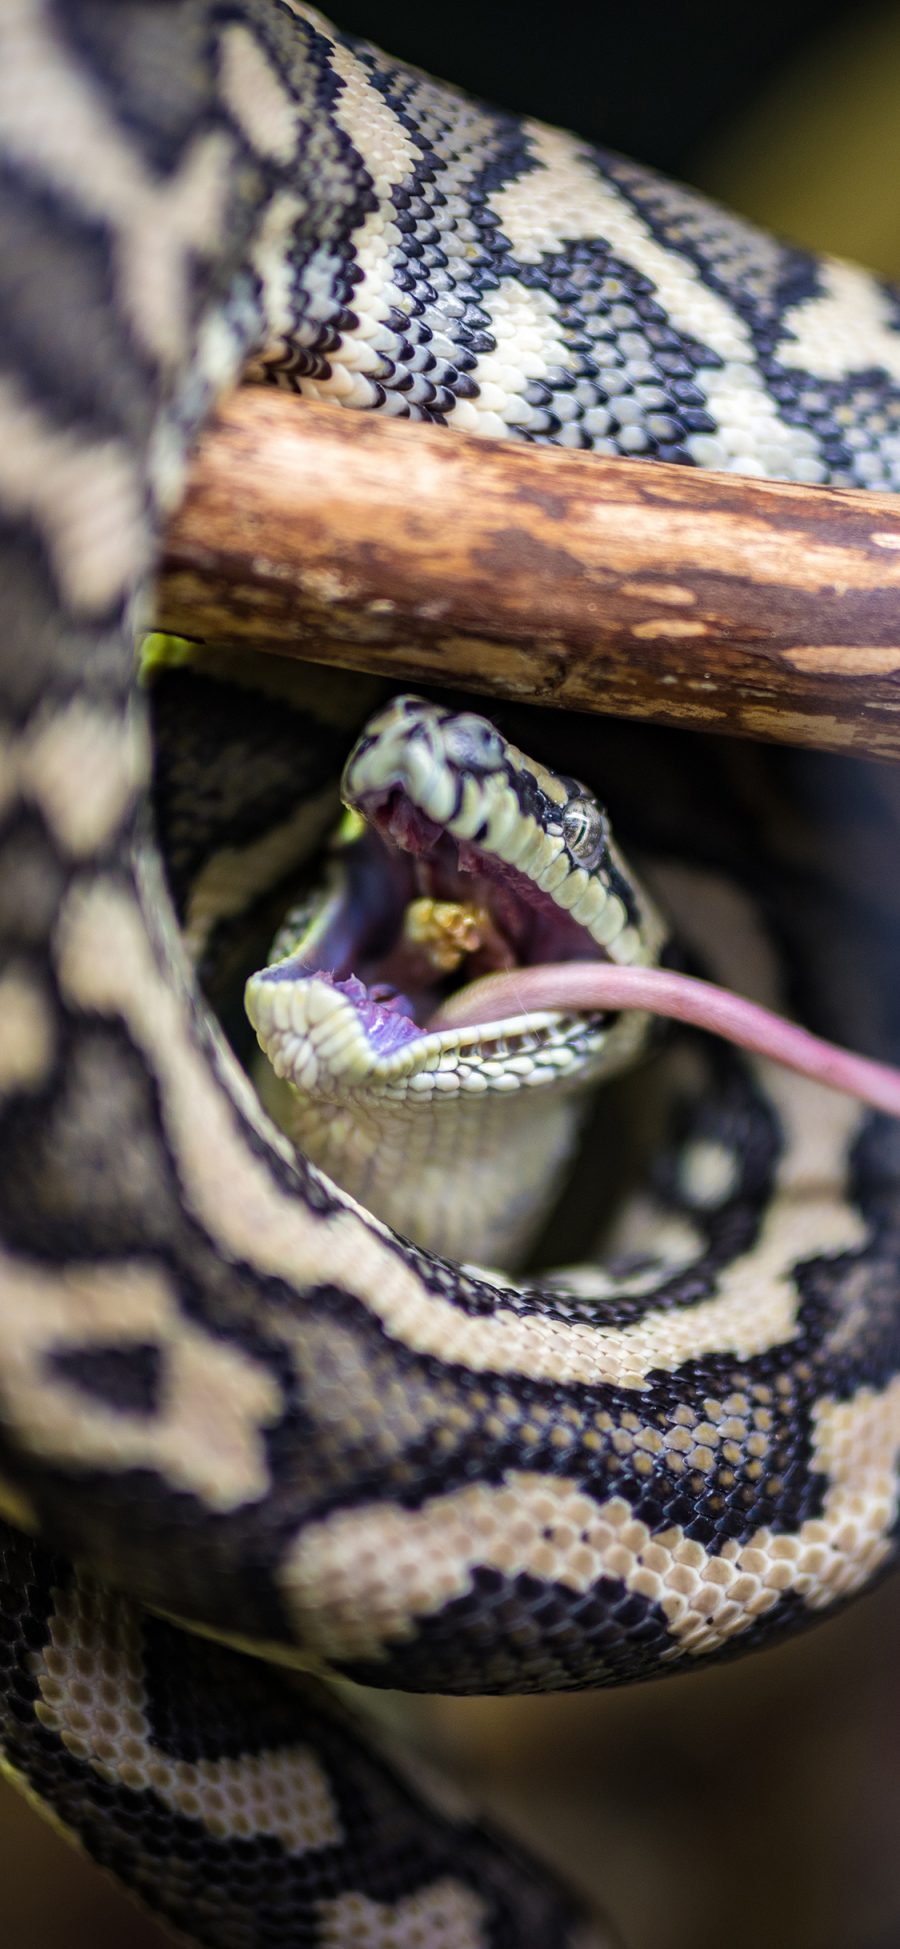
[332,0,871,175]
[3,5,900,1947]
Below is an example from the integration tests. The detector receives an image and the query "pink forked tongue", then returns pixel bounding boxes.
[429,964,900,1119]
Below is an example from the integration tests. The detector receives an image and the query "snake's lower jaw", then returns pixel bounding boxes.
[246,968,422,1093]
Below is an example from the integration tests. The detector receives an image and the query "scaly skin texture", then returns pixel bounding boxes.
[0,6,898,1945]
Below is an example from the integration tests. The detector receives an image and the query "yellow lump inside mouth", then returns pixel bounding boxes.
[402,897,492,976]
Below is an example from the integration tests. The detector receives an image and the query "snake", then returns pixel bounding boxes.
[1,4,900,1945]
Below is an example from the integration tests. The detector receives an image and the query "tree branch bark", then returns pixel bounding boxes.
[158,387,900,759]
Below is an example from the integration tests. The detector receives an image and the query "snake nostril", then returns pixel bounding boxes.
[442,715,505,772]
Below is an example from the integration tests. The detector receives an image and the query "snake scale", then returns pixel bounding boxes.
[1,4,900,1944]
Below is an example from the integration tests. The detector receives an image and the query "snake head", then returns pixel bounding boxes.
[246,696,665,1085]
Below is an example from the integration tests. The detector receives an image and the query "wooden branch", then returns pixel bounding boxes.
[158,388,900,759]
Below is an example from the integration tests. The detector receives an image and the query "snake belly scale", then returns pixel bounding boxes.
[0,5,899,1945]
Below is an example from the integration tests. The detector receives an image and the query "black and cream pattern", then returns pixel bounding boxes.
[0,5,899,1945]
[251,14,900,484]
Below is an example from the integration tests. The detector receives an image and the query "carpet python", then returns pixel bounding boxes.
[1,5,899,1946]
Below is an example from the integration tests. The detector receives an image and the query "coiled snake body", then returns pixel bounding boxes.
[1,6,899,1945]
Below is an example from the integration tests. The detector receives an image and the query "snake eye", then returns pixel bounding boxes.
[561,793,608,867]
[441,713,505,772]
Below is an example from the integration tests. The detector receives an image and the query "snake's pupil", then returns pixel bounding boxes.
[562,797,607,866]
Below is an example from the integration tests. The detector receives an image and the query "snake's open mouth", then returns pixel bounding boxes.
[259,794,609,1058]
[245,695,663,1120]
